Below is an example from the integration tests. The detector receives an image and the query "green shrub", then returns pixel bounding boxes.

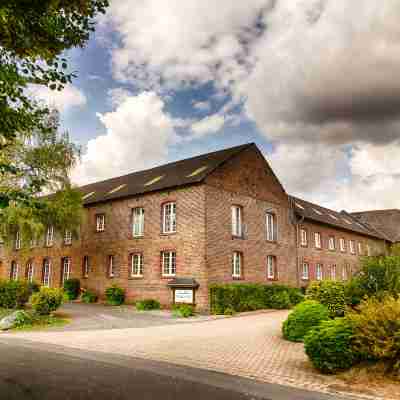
[14,310,34,327]
[209,283,298,314]
[31,287,64,315]
[347,296,400,372]
[136,298,161,311]
[224,307,236,316]
[63,278,80,300]
[269,290,291,309]
[105,285,125,306]
[287,288,305,306]
[172,304,195,318]
[344,278,366,307]
[27,281,41,296]
[81,290,98,304]
[282,300,330,342]
[356,256,400,299]
[304,318,359,374]
[0,279,30,309]
[306,280,346,317]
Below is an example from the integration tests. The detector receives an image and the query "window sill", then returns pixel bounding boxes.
[161,275,176,279]
[160,232,177,237]
[129,276,143,280]
[232,235,245,240]
[132,235,144,239]
[266,239,278,244]
[232,276,243,280]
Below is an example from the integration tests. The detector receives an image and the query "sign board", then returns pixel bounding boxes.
[174,289,194,304]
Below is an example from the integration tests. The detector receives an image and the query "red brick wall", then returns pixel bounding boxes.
[204,146,298,286]
[0,185,209,310]
[297,220,387,285]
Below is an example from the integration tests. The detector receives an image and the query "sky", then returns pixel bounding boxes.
[32,0,400,212]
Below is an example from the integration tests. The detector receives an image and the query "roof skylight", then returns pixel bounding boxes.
[82,191,95,200]
[343,218,352,224]
[312,208,323,215]
[144,175,164,186]
[295,202,305,210]
[108,184,126,195]
[187,165,208,177]
[329,214,338,220]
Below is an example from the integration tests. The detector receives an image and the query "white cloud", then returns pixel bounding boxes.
[96,0,400,210]
[193,101,211,111]
[30,84,87,112]
[191,114,225,137]
[71,92,178,185]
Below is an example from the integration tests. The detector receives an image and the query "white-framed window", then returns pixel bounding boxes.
[302,262,309,280]
[232,251,242,278]
[46,226,54,247]
[339,238,346,252]
[342,265,349,281]
[15,231,21,250]
[131,253,143,277]
[358,242,363,255]
[64,230,72,245]
[316,263,323,281]
[26,261,34,283]
[132,207,145,237]
[108,255,115,278]
[231,205,243,237]
[42,259,51,287]
[96,214,105,232]
[349,240,356,254]
[161,251,176,277]
[266,213,276,241]
[10,261,18,281]
[300,228,308,246]
[314,232,322,249]
[328,236,336,250]
[162,202,176,234]
[62,257,71,284]
[366,244,371,256]
[330,264,337,280]
[83,256,89,278]
[267,255,276,280]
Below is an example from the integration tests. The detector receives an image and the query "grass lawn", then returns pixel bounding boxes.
[0,308,70,331]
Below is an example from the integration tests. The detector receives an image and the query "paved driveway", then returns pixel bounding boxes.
[45,303,219,331]
[1,308,379,399]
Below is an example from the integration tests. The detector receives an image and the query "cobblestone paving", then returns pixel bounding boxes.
[1,310,388,399]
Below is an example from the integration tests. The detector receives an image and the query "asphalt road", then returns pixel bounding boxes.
[0,337,351,400]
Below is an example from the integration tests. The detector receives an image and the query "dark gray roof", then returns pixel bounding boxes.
[290,196,386,240]
[351,209,400,243]
[78,143,253,206]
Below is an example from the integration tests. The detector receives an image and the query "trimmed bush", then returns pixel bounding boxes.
[172,304,194,318]
[344,278,366,307]
[31,287,64,315]
[306,280,346,317]
[81,290,98,304]
[347,296,400,372]
[0,279,30,309]
[63,278,80,300]
[209,283,299,314]
[105,285,125,306]
[269,290,291,309]
[136,298,161,311]
[282,300,330,342]
[304,318,359,374]
[14,310,34,327]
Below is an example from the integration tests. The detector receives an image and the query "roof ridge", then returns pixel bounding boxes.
[76,142,253,191]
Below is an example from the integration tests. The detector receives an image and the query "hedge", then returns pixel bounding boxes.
[31,287,64,315]
[209,283,303,314]
[63,278,81,301]
[0,279,30,309]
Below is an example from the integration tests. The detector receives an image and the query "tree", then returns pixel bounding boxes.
[0,0,108,246]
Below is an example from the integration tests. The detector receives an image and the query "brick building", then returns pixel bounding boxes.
[0,143,392,310]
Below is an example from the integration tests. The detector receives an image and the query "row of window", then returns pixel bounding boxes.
[301,262,352,281]
[231,205,277,240]
[300,228,371,255]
